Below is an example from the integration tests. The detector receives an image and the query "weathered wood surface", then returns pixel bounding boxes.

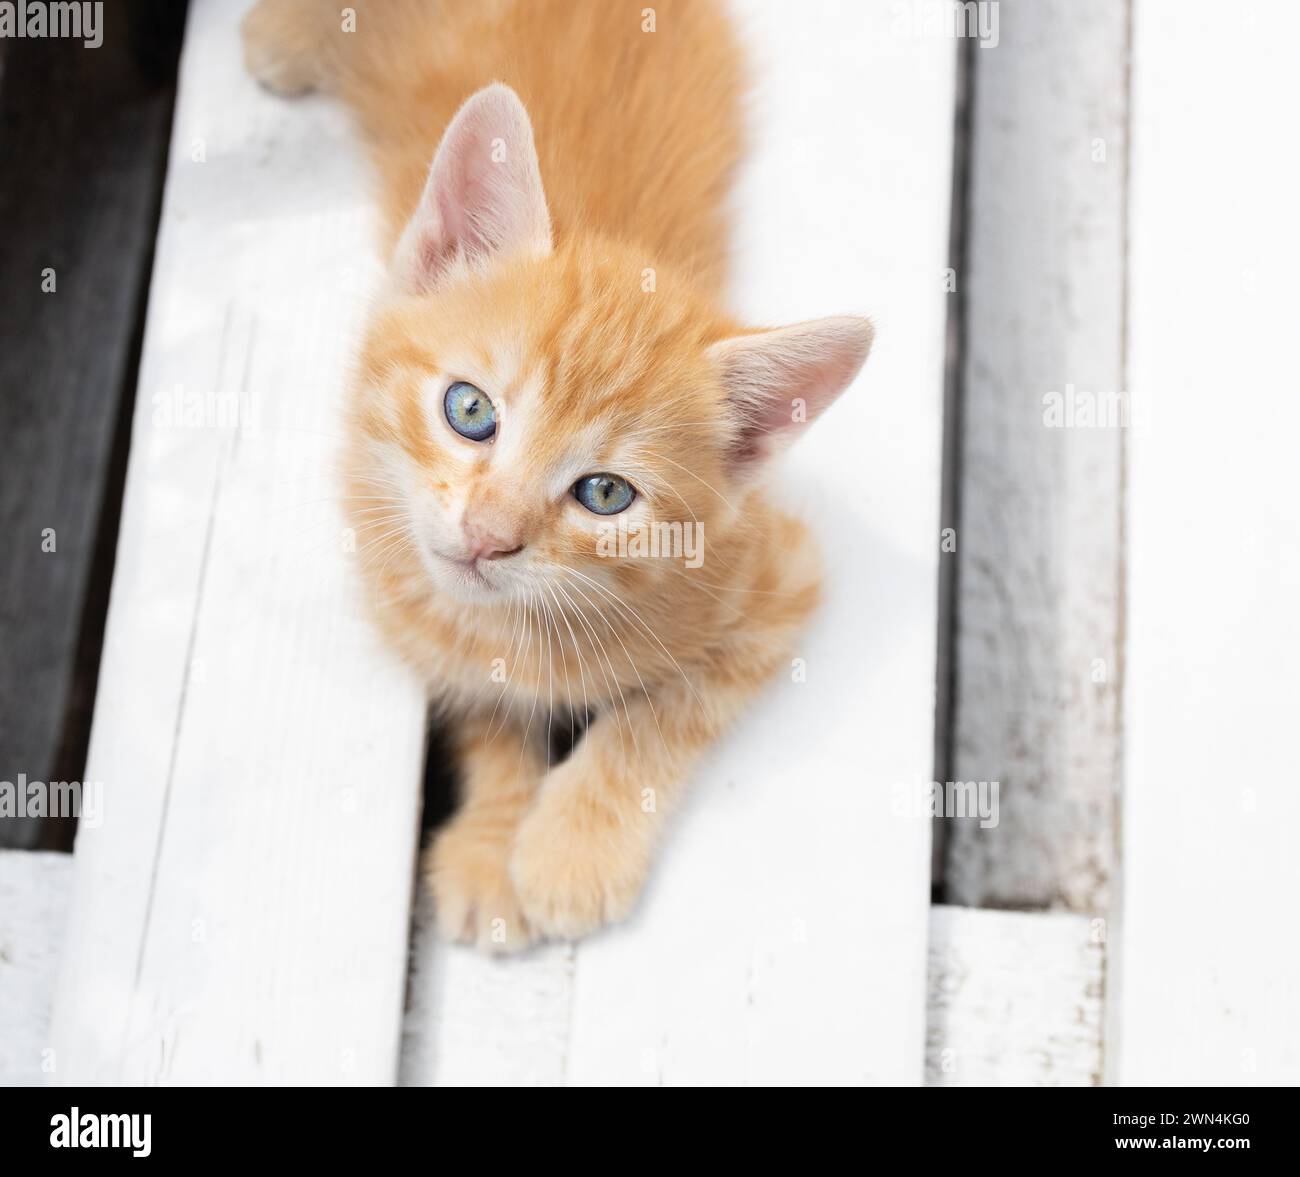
[403,902,1105,1087]
[944,0,1128,913]
[927,904,1103,1086]
[48,0,428,1085]
[0,1,186,849]
[401,0,955,1086]
[0,850,72,1086]
[400,887,575,1087]
[1113,0,1300,1086]
[17,869,1104,1089]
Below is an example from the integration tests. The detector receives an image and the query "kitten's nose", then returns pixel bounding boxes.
[462,518,523,561]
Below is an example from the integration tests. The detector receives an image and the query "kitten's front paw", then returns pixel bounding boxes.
[426,816,534,955]
[510,791,650,942]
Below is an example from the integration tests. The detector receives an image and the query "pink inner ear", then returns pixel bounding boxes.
[708,316,874,466]
[396,84,552,292]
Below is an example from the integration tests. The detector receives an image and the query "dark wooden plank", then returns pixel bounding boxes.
[0,1,188,848]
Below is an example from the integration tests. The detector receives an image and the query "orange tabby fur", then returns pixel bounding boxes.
[243,0,872,951]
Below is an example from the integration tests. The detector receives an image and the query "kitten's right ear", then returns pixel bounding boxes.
[393,84,552,293]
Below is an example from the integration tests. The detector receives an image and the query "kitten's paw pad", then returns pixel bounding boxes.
[241,0,325,96]
[510,805,647,941]
[426,821,534,955]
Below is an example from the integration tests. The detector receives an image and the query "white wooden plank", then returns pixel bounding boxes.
[49,0,427,1085]
[1114,0,1300,1087]
[926,905,1102,1086]
[0,851,72,1086]
[400,0,952,1087]
[400,888,574,1087]
[945,0,1127,912]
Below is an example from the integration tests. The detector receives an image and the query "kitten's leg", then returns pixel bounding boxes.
[425,712,548,954]
[510,667,769,941]
[241,0,340,96]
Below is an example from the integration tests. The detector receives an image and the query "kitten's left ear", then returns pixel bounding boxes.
[707,316,874,468]
[393,83,552,293]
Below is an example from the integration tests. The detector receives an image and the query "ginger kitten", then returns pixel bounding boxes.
[242,0,872,952]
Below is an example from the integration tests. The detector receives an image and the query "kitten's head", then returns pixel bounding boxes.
[349,85,872,607]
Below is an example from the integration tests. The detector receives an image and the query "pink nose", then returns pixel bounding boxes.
[463,519,523,562]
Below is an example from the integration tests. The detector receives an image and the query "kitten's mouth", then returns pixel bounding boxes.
[427,547,497,591]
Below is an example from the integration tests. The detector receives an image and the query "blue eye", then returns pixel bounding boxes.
[574,473,636,515]
[444,381,497,441]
